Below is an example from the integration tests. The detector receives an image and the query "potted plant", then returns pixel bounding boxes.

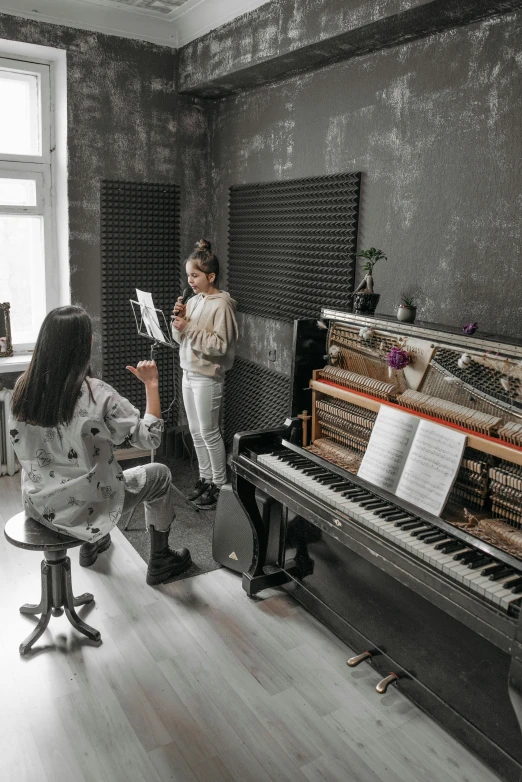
[397,296,417,323]
[352,248,386,315]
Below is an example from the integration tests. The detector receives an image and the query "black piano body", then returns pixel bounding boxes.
[231,314,522,782]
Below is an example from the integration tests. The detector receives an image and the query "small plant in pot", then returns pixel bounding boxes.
[397,296,417,323]
[352,248,386,315]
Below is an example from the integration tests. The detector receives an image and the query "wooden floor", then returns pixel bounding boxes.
[0,473,502,782]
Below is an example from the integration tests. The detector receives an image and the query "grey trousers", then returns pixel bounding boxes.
[120,462,176,533]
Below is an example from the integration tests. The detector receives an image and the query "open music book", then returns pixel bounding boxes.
[357,405,467,516]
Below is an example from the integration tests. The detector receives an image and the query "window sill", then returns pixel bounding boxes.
[0,352,32,373]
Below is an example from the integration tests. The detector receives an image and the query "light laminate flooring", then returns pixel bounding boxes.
[0,474,503,782]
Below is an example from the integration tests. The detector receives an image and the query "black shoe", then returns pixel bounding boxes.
[195,482,221,510]
[79,533,111,567]
[146,525,192,586]
[187,478,210,502]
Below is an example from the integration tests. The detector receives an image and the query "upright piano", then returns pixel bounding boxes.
[232,311,522,782]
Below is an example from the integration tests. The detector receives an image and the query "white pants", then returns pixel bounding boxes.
[182,370,227,486]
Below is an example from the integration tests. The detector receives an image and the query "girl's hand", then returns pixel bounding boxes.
[172,317,187,332]
[126,360,159,385]
[172,297,186,318]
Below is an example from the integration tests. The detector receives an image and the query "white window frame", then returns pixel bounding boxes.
[0,56,58,351]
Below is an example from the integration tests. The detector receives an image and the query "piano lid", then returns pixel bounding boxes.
[321,309,522,361]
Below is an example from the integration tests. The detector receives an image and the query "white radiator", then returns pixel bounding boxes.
[0,388,19,476]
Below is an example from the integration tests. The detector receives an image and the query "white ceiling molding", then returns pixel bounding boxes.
[172,0,272,47]
[0,0,272,48]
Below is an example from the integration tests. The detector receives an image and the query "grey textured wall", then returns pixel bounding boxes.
[179,0,522,96]
[209,9,522,360]
[0,14,210,373]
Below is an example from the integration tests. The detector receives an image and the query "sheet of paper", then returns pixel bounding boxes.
[395,419,466,516]
[357,406,420,493]
[136,288,167,343]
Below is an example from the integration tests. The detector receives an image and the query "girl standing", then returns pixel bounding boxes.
[172,240,238,508]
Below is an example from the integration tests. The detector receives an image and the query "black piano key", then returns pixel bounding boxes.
[421,533,448,545]
[460,551,482,565]
[342,487,366,496]
[416,528,443,541]
[375,508,400,518]
[395,519,422,529]
[363,502,390,511]
[383,512,409,521]
[467,556,493,570]
[342,490,368,500]
[331,483,355,492]
[359,497,380,508]
[411,525,436,537]
[481,563,505,576]
[317,476,342,485]
[302,466,326,474]
[362,508,390,516]
[511,584,522,595]
[454,549,474,561]
[489,567,515,582]
[435,539,458,551]
[504,576,522,590]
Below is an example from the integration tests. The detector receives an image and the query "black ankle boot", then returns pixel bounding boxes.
[147,525,192,586]
[187,477,210,502]
[195,482,221,510]
[79,533,111,567]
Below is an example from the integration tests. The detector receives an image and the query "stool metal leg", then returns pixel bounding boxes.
[19,561,53,656]
[62,558,101,643]
[19,559,49,616]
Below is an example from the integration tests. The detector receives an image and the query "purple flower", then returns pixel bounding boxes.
[462,322,478,335]
[386,347,411,370]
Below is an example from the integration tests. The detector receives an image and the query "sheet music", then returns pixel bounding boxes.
[136,289,167,343]
[357,406,420,492]
[395,419,467,516]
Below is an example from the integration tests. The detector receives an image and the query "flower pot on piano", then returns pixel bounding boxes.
[353,292,380,316]
[397,304,417,323]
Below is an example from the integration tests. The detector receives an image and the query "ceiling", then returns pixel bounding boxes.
[0,0,272,47]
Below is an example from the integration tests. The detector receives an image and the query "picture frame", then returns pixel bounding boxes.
[0,303,13,358]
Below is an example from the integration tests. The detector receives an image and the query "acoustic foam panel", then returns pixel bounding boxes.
[223,357,291,446]
[228,172,361,321]
[100,180,180,426]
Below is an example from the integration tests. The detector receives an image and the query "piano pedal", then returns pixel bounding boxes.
[376,673,399,694]
[347,650,373,667]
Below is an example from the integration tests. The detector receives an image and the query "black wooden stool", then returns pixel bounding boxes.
[4,512,102,655]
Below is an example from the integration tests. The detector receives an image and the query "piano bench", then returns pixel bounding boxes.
[3,512,102,655]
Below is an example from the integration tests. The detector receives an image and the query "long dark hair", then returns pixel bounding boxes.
[188,239,220,284]
[12,306,93,427]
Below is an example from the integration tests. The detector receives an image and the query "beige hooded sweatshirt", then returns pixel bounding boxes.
[171,291,239,379]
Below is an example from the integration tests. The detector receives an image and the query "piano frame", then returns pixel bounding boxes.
[232,314,522,782]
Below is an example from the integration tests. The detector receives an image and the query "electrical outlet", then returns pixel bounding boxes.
[268,349,277,361]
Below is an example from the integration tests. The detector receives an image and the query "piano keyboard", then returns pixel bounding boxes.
[258,449,522,616]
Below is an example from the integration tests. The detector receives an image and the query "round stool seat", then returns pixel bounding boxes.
[4,511,82,552]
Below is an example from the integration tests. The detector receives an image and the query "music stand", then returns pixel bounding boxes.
[130,299,176,360]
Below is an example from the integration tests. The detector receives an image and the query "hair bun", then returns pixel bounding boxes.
[196,239,211,252]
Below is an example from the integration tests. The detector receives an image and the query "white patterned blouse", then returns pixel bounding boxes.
[9,378,163,542]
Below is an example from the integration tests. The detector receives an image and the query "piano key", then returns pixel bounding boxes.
[256,450,522,614]
[467,556,493,570]
[489,567,515,582]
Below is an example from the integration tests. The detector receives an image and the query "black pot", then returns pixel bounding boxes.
[353,292,380,316]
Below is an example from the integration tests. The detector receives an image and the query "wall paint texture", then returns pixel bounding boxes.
[0,14,210,373]
[209,10,522,355]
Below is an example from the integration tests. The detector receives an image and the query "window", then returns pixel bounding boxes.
[0,57,55,349]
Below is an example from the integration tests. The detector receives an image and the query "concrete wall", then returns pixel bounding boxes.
[0,14,210,372]
[208,8,522,371]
